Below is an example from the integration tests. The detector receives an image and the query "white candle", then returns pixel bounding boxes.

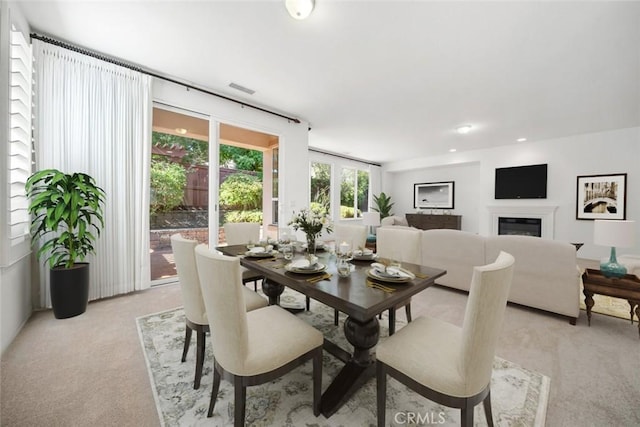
[339,241,350,255]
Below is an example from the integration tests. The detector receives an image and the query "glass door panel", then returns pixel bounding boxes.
[149,106,209,283]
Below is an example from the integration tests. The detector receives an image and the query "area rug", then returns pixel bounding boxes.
[137,291,549,426]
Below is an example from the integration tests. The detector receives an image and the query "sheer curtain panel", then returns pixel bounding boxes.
[32,39,152,307]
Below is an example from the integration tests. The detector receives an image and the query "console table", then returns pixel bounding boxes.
[582,268,640,338]
[405,213,462,230]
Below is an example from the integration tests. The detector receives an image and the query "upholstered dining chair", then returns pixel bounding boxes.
[170,234,268,389]
[376,251,515,427]
[375,227,422,334]
[194,244,324,426]
[223,222,263,290]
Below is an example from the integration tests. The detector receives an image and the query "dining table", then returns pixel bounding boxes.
[216,244,446,418]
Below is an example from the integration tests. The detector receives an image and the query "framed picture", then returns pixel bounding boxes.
[414,181,455,209]
[576,173,627,220]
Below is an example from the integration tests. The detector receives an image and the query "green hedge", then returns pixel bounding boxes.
[224,210,263,224]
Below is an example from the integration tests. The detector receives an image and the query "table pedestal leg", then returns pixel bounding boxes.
[321,316,380,417]
[261,280,284,306]
[583,289,594,326]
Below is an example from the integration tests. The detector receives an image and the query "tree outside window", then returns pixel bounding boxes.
[340,168,369,219]
[310,162,331,215]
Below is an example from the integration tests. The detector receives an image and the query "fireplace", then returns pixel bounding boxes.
[498,217,542,237]
[487,205,558,239]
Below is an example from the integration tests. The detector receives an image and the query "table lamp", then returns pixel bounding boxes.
[362,212,381,240]
[593,220,636,278]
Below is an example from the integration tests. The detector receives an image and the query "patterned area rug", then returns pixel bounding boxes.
[136,291,550,426]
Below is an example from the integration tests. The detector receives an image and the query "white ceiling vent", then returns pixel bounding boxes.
[229,82,255,95]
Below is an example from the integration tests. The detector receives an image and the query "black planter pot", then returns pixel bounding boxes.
[50,263,90,319]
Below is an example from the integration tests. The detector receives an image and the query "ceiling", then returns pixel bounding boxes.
[16,1,640,164]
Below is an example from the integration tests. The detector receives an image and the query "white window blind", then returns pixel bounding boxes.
[8,25,33,247]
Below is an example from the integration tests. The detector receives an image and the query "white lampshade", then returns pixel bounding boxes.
[362,212,381,227]
[593,220,636,248]
[285,0,315,20]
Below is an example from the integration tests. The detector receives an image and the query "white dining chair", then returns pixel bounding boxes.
[376,251,515,427]
[375,227,422,334]
[194,244,324,426]
[170,234,268,389]
[223,222,263,290]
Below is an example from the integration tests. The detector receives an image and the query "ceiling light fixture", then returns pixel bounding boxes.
[175,128,188,135]
[285,0,315,20]
[517,137,527,142]
[456,124,473,134]
[449,148,457,153]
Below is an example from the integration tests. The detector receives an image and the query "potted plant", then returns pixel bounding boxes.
[372,192,394,219]
[26,169,105,319]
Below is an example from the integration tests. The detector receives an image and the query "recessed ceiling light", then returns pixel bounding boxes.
[517,137,527,142]
[175,128,188,135]
[456,124,473,134]
[449,148,457,153]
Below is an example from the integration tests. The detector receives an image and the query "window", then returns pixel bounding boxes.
[310,162,331,215]
[340,167,369,219]
[3,25,33,264]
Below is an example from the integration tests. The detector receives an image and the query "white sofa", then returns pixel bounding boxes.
[377,227,582,324]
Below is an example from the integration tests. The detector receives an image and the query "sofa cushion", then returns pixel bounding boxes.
[380,215,409,227]
[420,229,486,291]
[485,235,580,318]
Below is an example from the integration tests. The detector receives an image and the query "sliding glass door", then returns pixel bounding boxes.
[149,106,210,283]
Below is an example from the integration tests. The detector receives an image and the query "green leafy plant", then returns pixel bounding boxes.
[150,159,187,214]
[26,169,106,269]
[224,210,263,224]
[340,206,360,219]
[219,173,262,210]
[372,192,394,219]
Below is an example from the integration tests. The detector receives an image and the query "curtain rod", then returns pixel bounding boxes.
[30,33,301,124]
[309,148,381,167]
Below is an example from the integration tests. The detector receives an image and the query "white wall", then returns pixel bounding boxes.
[1,1,32,355]
[383,127,640,261]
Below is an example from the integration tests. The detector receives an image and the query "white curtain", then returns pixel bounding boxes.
[32,39,152,307]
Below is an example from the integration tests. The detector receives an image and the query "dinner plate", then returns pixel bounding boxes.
[285,262,327,274]
[367,268,415,283]
[244,250,277,258]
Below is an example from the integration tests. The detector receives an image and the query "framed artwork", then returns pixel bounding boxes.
[414,181,455,209]
[576,173,627,220]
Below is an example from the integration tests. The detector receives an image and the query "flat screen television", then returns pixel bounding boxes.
[494,163,547,199]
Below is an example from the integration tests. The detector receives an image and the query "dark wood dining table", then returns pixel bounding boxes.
[216,244,446,417]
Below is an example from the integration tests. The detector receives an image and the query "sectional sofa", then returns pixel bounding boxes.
[377,227,582,324]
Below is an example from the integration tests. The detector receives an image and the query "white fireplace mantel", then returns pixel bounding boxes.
[487,205,558,239]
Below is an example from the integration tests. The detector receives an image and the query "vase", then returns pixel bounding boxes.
[306,235,316,257]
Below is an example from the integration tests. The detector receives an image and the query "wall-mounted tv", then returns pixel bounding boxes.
[494,163,548,199]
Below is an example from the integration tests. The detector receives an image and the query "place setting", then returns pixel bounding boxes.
[364,261,416,293]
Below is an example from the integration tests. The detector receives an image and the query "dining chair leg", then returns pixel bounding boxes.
[207,367,221,417]
[405,303,412,323]
[388,309,396,336]
[461,401,474,427]
[234,377,246,427]
[483,390,494,427]
[306,296,311,311]
[181,324,192,362]
[194,329,206,389]
[376,361,387,427]
[334,309,339,326]
[313,348,322,416]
